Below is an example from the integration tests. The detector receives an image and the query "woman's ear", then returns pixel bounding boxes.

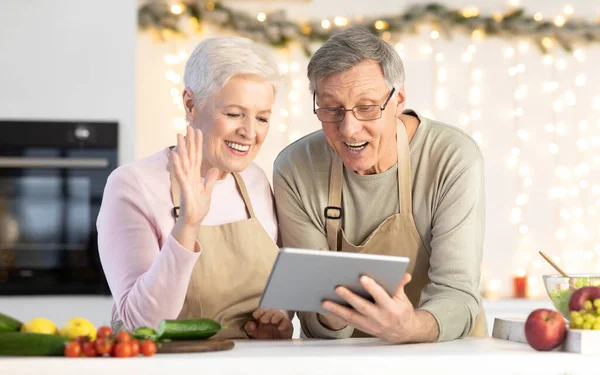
[182,88,197,121]
[394,86,407,117]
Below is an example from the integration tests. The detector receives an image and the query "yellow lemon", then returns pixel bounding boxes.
[60,317,96,340]
[20,317,59,335]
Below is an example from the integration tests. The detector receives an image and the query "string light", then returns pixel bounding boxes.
[374,20,389,30]
[170,4,184,15]
[462,7,480,18]
[157,7,600,298]
[333,16,348,26]
[573,49,585,62]
[564,5,574,15]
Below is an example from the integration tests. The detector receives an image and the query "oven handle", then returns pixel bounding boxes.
[0,157,109,169]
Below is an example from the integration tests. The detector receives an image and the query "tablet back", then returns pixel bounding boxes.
[259,248,410,313]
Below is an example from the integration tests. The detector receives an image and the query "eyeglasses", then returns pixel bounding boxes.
[313,88,396,123]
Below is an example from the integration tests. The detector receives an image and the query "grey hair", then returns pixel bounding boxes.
[183,36,281,109]
[307,26,405,93]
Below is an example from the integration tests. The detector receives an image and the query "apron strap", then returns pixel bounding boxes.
[324,118,414,249]
[168,148,256,220]
[325,154,343,251]
[397,119,413,214]
[231,172,256,219]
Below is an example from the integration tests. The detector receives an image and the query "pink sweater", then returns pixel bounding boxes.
[96,148,279,331]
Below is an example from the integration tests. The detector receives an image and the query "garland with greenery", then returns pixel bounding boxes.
[138,1,600,55]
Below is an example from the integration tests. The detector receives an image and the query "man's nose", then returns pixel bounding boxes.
[338,111,362,138]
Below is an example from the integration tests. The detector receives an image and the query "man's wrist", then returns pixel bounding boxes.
[404,309,439,343]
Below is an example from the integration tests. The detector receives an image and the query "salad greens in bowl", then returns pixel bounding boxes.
[543,274,600,320]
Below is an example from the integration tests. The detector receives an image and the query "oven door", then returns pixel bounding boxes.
[0,122,117,295]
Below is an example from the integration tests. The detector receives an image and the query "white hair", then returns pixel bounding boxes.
[183,36,281,109]
[307,26,405,93]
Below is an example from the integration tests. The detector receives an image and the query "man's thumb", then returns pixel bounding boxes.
[393,273,412,297]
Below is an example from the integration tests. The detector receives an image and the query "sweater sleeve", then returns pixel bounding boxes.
[418,157,486,341]
[96,166,200,331]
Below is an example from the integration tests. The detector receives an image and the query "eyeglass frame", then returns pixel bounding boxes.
[312,87,396,123]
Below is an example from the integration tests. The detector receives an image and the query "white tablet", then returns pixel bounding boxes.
[259,248,410,313]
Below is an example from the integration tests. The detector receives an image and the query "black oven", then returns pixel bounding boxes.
[0,120,117,295]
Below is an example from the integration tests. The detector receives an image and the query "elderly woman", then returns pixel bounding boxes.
[97,36,292,340]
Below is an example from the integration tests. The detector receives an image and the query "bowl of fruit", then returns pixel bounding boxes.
[543,274,600,323]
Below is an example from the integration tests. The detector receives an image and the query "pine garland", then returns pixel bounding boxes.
[138,1,600,55]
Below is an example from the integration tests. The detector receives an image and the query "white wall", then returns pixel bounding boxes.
[136,0,600,298]
[0,0,137,165]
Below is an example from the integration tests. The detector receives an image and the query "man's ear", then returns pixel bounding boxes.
[394,86,406,117]
[183,88,197,121]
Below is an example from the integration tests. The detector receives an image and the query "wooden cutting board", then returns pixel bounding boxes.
[492,317,600,355]
[157,339,235,354]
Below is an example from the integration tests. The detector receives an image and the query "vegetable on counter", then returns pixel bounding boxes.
[0,312,158,358]
[549,289,572,318]
[64,326,157,358]
[156,318,221,340]
[0,332,69,356]
[132,326,157,341]
[0,312,220,357]
[0,313,23,332]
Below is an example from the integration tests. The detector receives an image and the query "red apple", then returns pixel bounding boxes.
[568,286,600,312]
[524,308,566,351]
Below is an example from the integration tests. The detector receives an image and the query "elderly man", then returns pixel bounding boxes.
[273,26,487,343]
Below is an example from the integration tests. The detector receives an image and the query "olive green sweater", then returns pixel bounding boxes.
[273,110,486,342]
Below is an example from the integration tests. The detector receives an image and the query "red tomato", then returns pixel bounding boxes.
[82,341,97,357]
[130,340,140,357]
[64,341,82,358]
[140,340,157,357]
[114,342,132,358]
[73,336,86,344]
[97,326,112,339]
[95,337,113,356]
[115,331,131,343]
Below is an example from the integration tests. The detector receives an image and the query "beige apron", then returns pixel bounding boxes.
[111,152,279,338]
[325,119,488,339]
[170,160,280,339]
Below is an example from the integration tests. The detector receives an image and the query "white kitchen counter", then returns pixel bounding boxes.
[0,337,593,375]
[0,296,555,338]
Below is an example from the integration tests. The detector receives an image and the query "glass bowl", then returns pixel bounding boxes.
[543,274,600,320]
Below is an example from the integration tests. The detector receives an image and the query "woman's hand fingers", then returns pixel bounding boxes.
[259,309,278,325]
[195,128,203,170]
[187,125,196,169]
[172,151,184,186]
[177,133,189,175]
[252,308,266,321]
[270,311,286,325]
[204,168,220,196]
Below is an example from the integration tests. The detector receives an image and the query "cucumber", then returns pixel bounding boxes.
[132,326,157,340]
[0,313,23,332]
[156,318,221,340]
[0,332,69,356]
